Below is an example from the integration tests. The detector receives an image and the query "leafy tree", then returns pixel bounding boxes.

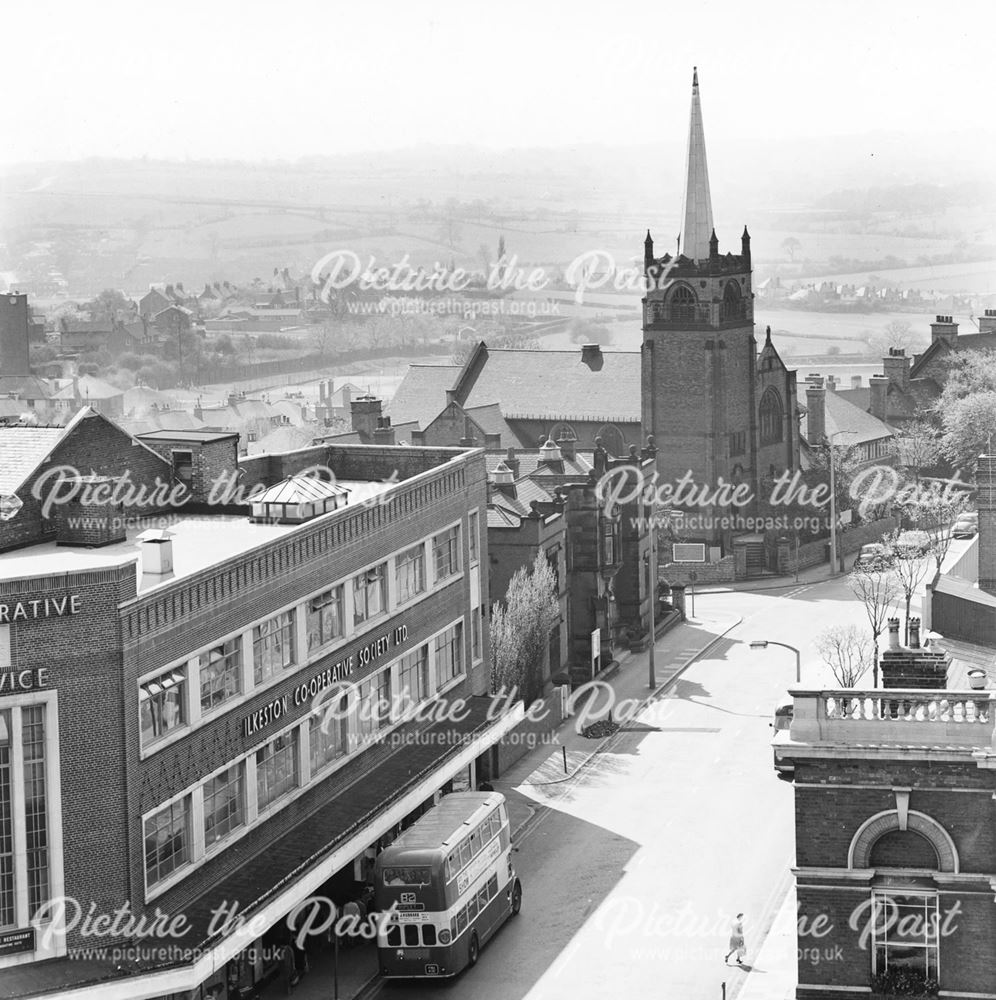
[935,349,996,470]
[815,624,872,687]
[489,552,560,706]
[886,418,941,482]
[84,288,133,321]
[848,564,900,687]
[781,236,802,261]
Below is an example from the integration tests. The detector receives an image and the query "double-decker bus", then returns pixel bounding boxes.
[374,790,522,978]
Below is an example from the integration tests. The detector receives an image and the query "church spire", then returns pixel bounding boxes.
[679,66,714,261]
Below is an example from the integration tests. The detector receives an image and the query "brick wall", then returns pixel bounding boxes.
[0,564,137,949]
[0,411,174,553]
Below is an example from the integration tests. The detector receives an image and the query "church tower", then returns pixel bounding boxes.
[641,68,758,547]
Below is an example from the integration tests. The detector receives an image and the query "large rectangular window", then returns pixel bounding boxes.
[399,646,429,709]
[353,564,387,626]
[0,710,12,927]
[433,526,461,581]
[395,544,426,604]
[200,639,242,714]
[256,730,299,811]
[307,586,344,652]
[468,511,480,565]
[355,670,391,743]
[203,764,245,848]
[309,702,347,774]
[140,667,187,746]
[22,706,48,918]
[253,611,296,685]
[434,624,463,688]
[872,891,939,980]
[144,797,191,888]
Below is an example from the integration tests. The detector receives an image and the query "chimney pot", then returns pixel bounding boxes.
[580,344,603,370]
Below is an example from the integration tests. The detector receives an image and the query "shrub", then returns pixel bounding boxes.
[871,966,938,998]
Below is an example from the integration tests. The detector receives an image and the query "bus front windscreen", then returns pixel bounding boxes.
[382,866,432,887]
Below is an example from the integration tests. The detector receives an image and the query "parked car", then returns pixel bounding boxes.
[952,517,978,539]
[853,542,892,570]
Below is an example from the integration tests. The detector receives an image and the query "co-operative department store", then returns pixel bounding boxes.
[0,414,520,999]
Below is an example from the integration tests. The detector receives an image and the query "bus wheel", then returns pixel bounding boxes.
[468,932,479,967]
[511,880,522,916]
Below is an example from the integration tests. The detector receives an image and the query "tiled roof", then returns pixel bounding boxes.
[0,425,69,494]
[460,349,640,423]
[823,391,893,445]
[50,374,123,401]
[387,364,459,428]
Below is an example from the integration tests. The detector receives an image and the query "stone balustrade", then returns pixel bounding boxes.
[787,689,996,751]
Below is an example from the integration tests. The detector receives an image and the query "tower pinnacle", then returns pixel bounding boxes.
[679,66,714,261]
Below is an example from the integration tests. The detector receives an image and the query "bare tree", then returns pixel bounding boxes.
[816,624,872,687]
[883,528,930,644]
[848,565,900,687]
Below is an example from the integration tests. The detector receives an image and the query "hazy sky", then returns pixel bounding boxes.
[4,0,994,164]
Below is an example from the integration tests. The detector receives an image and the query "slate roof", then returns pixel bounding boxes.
[387,364,459,428]
[0,425,68,494]
[823,391,894,445]
[457,348,640,423]
[0,375,53,399]
[485,450,593,480]
[910,331,996,379]
[247,424,319,455]
[50,374,123,401]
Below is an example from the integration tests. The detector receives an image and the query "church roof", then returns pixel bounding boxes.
[679,67,715,261]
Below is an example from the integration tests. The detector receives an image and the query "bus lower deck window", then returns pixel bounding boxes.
[386,925,401,947]
[423,924,437,946]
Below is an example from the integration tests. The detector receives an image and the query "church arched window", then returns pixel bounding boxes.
[596,424,625,457]
[721,281,744,321]
[759,388,783,445]
[549,422,578,444]
[666,284,698,323]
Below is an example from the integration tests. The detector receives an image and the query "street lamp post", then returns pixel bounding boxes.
[750,639,801,684]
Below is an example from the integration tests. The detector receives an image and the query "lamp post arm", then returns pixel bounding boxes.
[763,640,802,684]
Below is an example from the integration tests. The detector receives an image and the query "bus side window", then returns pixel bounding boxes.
[468,894,478,920]
[487,874,498,897]
[458,840,471,868]
[478,886,489,909]
[456,907,467,933]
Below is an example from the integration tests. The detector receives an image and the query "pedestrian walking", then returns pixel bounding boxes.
[279,942,297,995]
[724,912,746,965]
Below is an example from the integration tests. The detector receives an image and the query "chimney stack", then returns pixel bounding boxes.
[979,309,996,335]
[909,617,921,650]
[977,454,996,594]
[0,292,31,377]
[556,432,576,461]
[490,461,515,491]
[930,315,958,347]
[887,617,900,650]
[826,375,837,392]
[350,395,383,442]
[851,375,862,389]
[373,415,395,446]
[868,376,888,421]
[882,348,910,393]
[504,446,519,478]
[806,380,826,446]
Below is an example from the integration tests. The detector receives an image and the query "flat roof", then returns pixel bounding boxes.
[136,429,239,443]
[0,480,392,593]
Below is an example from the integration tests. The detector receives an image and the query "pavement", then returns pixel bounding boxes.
[256,606,804,1000]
